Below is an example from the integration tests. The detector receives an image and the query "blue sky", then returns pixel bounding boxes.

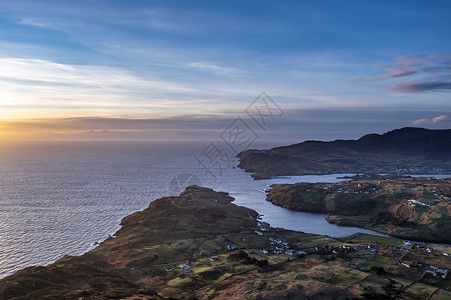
[0,0,450,141]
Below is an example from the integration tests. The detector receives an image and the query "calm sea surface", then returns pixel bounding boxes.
[0,141,448,278]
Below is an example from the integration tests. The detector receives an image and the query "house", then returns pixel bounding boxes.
[392,246,405,251]
[285,249,294,256]
[401,244,412,250]
[255,230,263,236]
[407,199,430,207]
[226,244,237,250]
[210,257,219,261]
[183,268,192,274]
[428,267,449,278]
[165,268,173,272]
[368,245,379,252]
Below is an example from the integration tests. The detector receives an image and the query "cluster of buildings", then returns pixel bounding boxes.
[313,182,382,195]
[431,186,449,201]
[356,245,379,252]
[406,185,450,208]
[389,242,449,279]
[407,199,430,207]
[266,237,293,254]
[426,265,448,279]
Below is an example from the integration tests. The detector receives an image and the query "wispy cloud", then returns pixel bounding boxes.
[395,81,451,92]
[412,115,451,125]
[350,54,451,93]
[0,58,211,119]
[185,62,242,77]
[17,18,51,28]
[0,57,289,120]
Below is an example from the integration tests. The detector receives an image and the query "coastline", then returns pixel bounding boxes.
[1,186,449,299]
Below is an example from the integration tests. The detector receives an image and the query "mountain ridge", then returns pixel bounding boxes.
[238,127,451,179]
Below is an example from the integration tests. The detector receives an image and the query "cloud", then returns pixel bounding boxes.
[394,81,451,92]
[375,69,417,80]
[17,18,52,28]
[412,115,451,125]
[0,57,216,119]
[350,54,451,93]
[185,62,241,77]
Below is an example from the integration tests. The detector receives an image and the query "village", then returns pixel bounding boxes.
[160,220,450,299]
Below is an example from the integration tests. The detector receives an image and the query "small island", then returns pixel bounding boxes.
[0,186,449,299]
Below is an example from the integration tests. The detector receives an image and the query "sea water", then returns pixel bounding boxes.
[0,141,448,278]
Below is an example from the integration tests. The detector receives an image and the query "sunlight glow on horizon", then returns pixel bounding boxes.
[0,1,450,140]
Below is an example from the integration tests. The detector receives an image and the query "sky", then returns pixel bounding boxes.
[0,0,450,142]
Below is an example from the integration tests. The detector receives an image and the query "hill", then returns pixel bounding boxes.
[0,186,450,299]
[267,177,451,243]
[238,127,451,179]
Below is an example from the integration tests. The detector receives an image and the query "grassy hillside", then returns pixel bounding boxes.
[238,127,451,179]
[267,177,451,243]
[0,186,449,299]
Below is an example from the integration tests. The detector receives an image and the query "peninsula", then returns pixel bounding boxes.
[267,177,451,244]
[238,127,451,179]
[0,186,449,299]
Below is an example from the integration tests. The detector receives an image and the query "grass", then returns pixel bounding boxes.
[405,283,438,299]
[431,288,451,300]
[326,270,367,286]
[347,233,403,246]
[358,276,391,295]
[148,244,177,264]
[280,231,338,248]
[362,255,395,269]
[167,276,193,287]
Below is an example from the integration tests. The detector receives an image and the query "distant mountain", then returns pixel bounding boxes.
[238,127,451,179]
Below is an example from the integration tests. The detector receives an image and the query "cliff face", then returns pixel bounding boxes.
[238,127,451,179]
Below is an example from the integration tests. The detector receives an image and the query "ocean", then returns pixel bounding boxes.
[0,141,446,278]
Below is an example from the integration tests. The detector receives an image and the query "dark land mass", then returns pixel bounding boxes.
[267,177,451,244]
[1,186,450,299]
[238,127,451,179]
